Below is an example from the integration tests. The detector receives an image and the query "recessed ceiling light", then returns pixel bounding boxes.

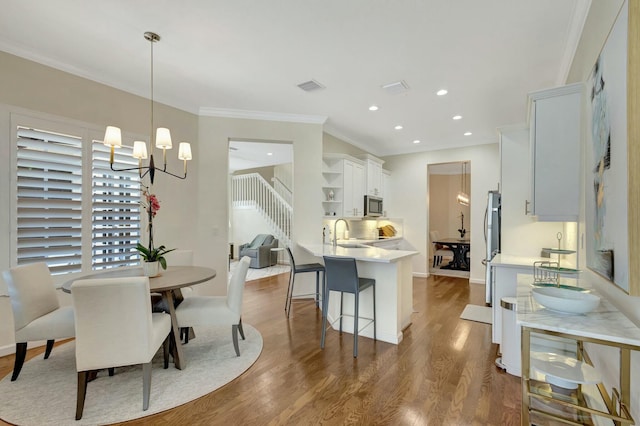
[369,105,379,111]
[464,132,472,136]
[436,89,448,96]
[267,152,273,156]
[394,125,403,130]
[413,140,421,144]
[453,115,462,120]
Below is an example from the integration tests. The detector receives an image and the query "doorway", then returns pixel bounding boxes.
[228,139,293,260]
[428,161,471,278]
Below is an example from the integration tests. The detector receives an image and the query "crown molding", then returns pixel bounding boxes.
[199,107,327,124]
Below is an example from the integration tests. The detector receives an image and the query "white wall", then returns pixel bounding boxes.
[499,125,564,257]
[567,0,640,418]
[383,143,500,283]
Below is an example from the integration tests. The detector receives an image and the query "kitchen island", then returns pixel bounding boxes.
[299,242,418,344]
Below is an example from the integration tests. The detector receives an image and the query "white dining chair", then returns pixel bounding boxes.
[2,262,75,381]
[429,230,453,267]
[175,256,251,356]
[71,276,171,420]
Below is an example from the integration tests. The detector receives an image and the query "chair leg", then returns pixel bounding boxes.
[372,284,377,341]
[183,327,190,344]
[432,255,437,268]
[76,371,89,420]
[44,339,55,359]
[232,325,241,356]
[142,362,152,411]
[163,335,170,369]
[11,342,27,381]
[238,318,245,340]
[353,291,359,358]
[339,292,344,333]
[320,289,329,349]
[285,271,295,318]
[315,271,320,308]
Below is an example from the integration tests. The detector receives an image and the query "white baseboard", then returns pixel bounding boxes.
[412,272,428,278]
[469,278,485,285]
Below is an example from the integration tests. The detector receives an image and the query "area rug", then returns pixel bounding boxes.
[460,304,492,324]
[0,324,263,425]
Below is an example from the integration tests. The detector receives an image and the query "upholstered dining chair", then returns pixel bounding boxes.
[175,256,251,356]
[321,256,376,358]
[71,276,171,420]
[429,230,453,267]
[284,247,325,318]
[2,262,75,381]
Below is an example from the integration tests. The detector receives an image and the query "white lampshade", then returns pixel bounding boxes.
[155,127,172,149]
[178,142,192,160]
[103,126,122,148]
[132,141,148,159]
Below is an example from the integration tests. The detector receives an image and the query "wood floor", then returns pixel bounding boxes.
[0,273,522,425]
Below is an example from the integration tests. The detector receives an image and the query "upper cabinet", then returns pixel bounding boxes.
[343,159,365,217]
[357,154,385,198]
[322,154,365,218]
[526,83,582,221]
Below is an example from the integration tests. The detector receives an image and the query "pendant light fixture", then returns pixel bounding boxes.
[103,31,192,184]
[456,161,469,206]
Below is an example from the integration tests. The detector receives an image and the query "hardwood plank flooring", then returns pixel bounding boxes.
[0,273,521,425]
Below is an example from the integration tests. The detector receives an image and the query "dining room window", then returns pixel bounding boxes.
[12,115,145,274]
[91,140,142,270]
[15,126,83,274]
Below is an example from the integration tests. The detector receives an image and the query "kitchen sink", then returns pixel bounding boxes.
[337,243,371,249]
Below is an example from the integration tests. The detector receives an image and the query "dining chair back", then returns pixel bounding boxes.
[284,247,325,318]
[429,230,453,267]
[321,256,376,357]
[175,256,251,356]
[2,262,75,381]
[71,276,171,420]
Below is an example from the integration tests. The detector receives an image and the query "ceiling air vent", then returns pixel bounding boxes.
[381,80,409,95]
[297,80,325,92]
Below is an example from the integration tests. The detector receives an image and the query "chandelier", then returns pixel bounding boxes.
[103,31,192,184]
[456,161,469,206]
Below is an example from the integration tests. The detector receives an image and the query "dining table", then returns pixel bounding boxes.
[62,265,216,370]
[433,238,471,271]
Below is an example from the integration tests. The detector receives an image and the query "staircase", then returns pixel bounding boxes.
[231,173,292,247]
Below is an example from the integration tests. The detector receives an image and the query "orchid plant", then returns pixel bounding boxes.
[136,185,175,269]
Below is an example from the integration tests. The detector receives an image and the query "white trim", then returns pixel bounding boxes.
[557,0,593,85]
[199,107,327,124]
[413,272,428,278]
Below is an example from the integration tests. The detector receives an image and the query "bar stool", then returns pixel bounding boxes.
[284,247,325,318]
[321,256,376,358]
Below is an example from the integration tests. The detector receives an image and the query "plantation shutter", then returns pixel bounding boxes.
[16,127,83,274]
[91,140,143,269]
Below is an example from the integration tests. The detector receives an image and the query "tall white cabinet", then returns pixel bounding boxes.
[358,154,384,197]
[322,154,365,218]
[526,83,582,221]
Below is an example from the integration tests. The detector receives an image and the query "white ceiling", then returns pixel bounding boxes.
[0,0,590,157]
[228,141,292,172]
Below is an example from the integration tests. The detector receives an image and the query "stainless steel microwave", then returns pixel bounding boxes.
[364,195,383,217]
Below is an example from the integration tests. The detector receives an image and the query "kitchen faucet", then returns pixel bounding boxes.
[333,218,350,247]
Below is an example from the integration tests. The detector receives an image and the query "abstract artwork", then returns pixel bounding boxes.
[586,1,629,292]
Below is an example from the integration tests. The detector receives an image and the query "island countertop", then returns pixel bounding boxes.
[298,242,418,263]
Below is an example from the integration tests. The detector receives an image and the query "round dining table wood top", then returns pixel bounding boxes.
[62,265,217,293]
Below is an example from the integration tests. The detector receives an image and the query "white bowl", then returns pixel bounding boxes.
[532,286,600,314]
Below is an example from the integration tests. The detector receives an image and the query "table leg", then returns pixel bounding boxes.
[161,290,186,370]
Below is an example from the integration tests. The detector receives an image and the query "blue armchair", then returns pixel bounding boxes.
[239,234,279,269]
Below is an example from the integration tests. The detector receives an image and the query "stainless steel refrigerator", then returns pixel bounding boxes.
[483,190,501,304]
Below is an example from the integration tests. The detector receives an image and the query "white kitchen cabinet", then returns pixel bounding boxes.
[358,154,385,198]
[382,169,390,213]
[526,83,581,221]
[343,159,365,217]
[322,156,344,217]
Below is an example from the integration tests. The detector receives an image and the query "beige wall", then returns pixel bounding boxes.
[323,132,369,157]
[196,116,323,296]
[428,173,472,248]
